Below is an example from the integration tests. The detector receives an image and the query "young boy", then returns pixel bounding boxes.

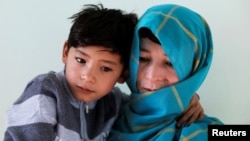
[4,4,137,141]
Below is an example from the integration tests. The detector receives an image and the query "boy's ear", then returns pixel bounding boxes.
[117,69,129,84]
[62,41,69,64]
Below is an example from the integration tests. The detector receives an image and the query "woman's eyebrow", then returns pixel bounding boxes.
[140,48,149,52]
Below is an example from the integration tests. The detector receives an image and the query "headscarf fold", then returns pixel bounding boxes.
[109,4,223,141]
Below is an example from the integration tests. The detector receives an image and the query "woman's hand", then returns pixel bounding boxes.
[176,93,204,128]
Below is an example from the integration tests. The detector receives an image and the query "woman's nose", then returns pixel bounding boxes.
[145,65,164,82]
[143,66,169,91]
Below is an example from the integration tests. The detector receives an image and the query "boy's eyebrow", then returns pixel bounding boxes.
[97,49,119,66]
[76,49,118,66]
[101,60,118,66]
[76,49,90,57]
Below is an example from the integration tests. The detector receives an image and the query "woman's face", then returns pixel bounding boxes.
[137,38,179,93]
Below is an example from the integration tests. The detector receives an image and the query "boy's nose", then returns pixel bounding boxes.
[81,69,95,83]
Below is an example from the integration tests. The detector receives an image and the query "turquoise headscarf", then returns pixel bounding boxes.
[109,4,223,141]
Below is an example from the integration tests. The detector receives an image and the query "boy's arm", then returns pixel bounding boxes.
[4,78,57,141]
[176,93,204,127]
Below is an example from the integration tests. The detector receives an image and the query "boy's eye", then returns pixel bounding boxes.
[101,67,112,72]
[139,56,150,62]
[75,57,86,63]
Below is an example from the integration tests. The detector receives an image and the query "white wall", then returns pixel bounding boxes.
[1,0,249,139]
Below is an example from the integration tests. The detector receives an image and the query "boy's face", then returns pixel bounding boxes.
[62,43,125,102]
[137,38,179,93]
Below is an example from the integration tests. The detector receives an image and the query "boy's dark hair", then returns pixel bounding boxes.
[139,27,160,44]
[67,4,138,70]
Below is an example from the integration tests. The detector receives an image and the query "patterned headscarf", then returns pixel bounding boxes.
[109,4,223,141]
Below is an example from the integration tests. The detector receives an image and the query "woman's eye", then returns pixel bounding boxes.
[75,57,86,63]
[139,56,150,62]
[101,67,112,72]
[165,61,173,67]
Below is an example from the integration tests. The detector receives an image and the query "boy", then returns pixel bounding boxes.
[4,4,137,141]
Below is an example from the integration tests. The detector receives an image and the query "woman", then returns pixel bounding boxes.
[109,4,223,141]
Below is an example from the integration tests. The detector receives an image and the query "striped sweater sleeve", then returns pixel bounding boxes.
[4,74,58,141]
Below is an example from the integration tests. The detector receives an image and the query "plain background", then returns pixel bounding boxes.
[1,0,249,139]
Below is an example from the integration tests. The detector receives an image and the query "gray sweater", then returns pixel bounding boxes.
[4,71,129,141]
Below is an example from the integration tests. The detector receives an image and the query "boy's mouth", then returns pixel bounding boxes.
[77,86,94,94]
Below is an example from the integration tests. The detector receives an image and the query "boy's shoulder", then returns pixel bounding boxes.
[15,71,62,104]
[32,71,58,82]
[25,71,60,90]
[31,70,64,83]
